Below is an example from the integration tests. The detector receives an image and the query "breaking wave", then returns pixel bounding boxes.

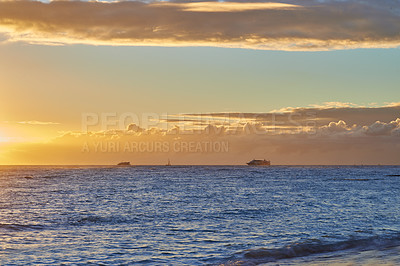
[221,234,400,265]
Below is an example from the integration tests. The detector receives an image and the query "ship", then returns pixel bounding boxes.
[117,161,131,166]
[247,159,270,166]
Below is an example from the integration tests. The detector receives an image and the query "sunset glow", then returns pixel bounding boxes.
[0,132,7,143]
[1,2,400,265]
[0,0,399,165]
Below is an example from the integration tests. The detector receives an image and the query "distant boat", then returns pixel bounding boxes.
[247,159,270,166]
[117,162,131,166]
[166,159,171,166]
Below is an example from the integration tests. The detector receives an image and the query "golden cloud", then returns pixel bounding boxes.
[0,0,399,50]
[153,2,300,12]
[2,103,400,165]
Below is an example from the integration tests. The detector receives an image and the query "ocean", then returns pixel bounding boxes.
[0,165,399,265]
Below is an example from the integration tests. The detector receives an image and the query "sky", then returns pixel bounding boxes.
[0,0,399,165]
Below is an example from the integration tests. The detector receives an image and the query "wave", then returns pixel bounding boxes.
[40,174,68,179]
[220,235,400,265]
[332,178,383,181]
[216,168,234,172]
[0,223,45,231]
[19,174,67,179]
[70,215,138,226]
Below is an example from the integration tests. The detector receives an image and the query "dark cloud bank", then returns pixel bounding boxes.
[0,0,399,50]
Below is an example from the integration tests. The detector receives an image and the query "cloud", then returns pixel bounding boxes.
[0,0,399,50]
[2,104,400,165]
[154,2,299,12]
[320,120,351,133]
[362,118,400,136]
[182,102,400,129]
[127,123,144,133]
[1,120,60,125]
[4,116,400,165]
[17,120,60,125]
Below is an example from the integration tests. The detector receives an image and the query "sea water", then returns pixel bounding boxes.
[0,165,399,265]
